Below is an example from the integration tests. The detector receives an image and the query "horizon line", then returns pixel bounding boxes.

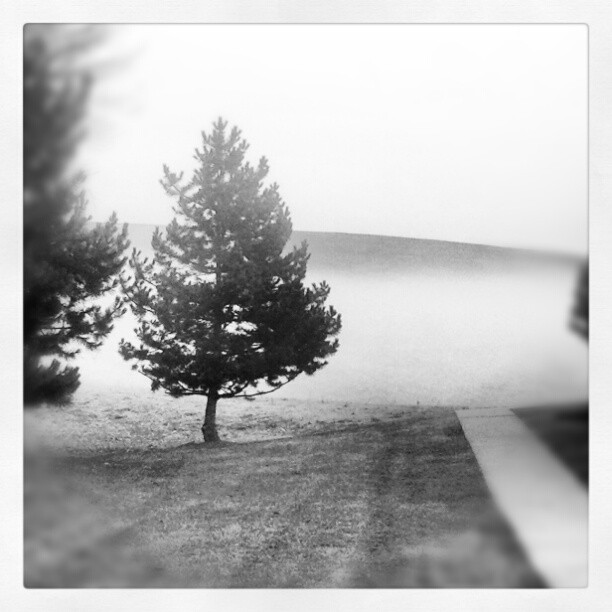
[91,219,587,260]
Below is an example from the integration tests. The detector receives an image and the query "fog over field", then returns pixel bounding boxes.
[76,224,587,408]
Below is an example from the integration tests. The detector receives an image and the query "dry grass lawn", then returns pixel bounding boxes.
[25,390,544,587]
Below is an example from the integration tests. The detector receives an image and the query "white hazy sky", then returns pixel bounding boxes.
[78,24,587,254]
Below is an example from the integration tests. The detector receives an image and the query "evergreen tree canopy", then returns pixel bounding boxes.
[24,26,130,405]
[120,119,342,440]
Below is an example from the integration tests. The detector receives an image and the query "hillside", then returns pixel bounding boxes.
[124,224,580,274]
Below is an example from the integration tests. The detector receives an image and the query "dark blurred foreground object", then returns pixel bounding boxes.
[23,25,129,405]
[514,404,588,486]
[24,445,169,587]
[570,262,588,341]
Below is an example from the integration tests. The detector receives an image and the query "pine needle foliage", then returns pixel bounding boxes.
[23,26,130,405]
[120,119,341,440]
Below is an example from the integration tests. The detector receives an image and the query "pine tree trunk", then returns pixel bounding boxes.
[202,392,220,442]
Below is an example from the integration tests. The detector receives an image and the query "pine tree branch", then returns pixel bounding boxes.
[224,373,300,399]
[122,292,157,316]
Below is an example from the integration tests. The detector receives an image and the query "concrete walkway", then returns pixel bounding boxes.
[455,407,588,588]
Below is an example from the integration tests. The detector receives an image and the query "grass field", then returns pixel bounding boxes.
[24,230,582,588]
[25,393,544,588]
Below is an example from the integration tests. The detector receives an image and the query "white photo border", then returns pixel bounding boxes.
[2,2,610,611]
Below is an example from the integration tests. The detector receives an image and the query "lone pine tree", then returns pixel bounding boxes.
[120,119,342,441]
[24,26,129,405]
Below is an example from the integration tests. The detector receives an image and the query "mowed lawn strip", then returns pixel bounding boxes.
[50,407,544,587]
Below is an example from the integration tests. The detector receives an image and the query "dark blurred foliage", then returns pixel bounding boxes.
[24,25,130,405]
[570,262,588,341]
